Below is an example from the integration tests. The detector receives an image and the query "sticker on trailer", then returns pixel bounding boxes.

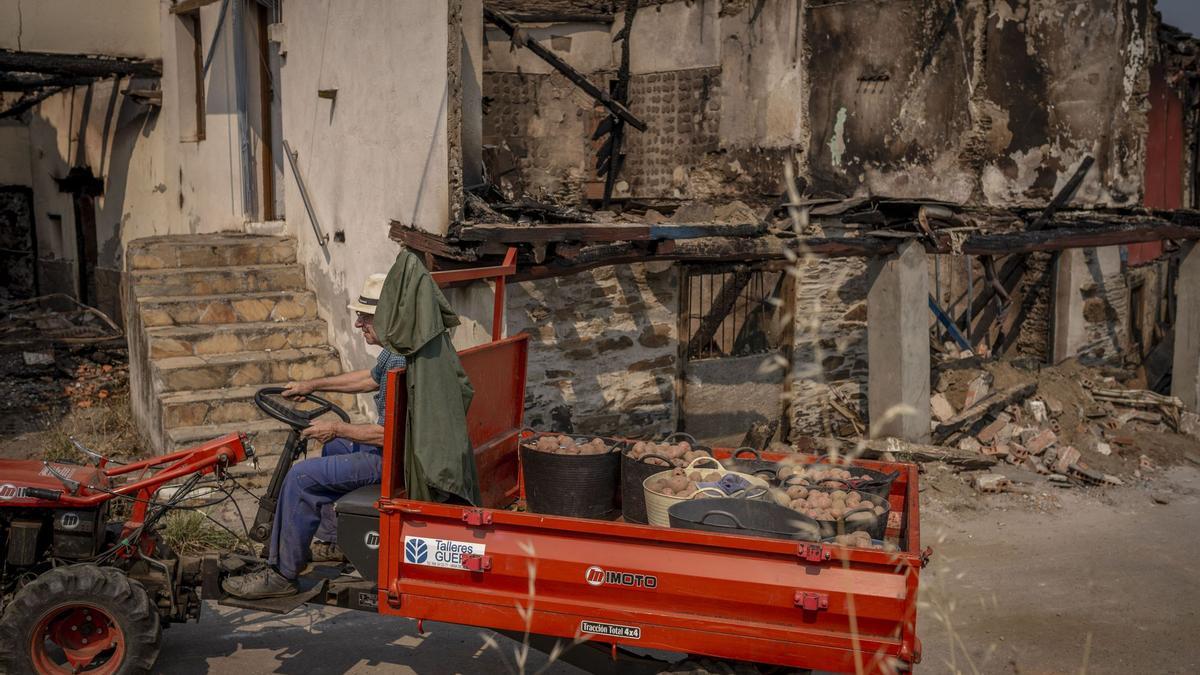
[357,591,378,609]
[403,536,486,570]
[579,620,641,640]
[39,465,78,479]
[0,484,27,500]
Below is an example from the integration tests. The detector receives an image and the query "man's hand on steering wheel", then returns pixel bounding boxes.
[282,380,315,399]
[301,420,342,443]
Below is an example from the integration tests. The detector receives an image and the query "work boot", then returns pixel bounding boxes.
[310,540,345,563]
[222,567,299,600]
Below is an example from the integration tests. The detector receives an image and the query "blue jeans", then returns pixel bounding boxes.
[268,438,382,579]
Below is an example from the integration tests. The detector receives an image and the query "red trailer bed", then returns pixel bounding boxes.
[371,333,925,673]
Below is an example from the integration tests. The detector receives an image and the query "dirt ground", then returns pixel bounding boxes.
[917,465,1200,674]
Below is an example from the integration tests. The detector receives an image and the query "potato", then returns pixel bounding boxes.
[688,470,704,481]
[660,487,675,496]
[702,471,723,482]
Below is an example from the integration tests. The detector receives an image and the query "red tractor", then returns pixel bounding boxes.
[0,433,254,673]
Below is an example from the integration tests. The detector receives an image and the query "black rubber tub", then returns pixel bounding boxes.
[520,436,622,519]
[667,498,822,542]
[720,447,782,481]
[619,432,711,524]
[780,464,901,499]
[794,487,890,539]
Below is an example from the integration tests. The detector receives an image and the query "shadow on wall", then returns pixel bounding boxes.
[507,263,678,439]
[30,77,158,320]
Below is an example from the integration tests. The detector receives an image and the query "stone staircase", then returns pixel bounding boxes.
[125,234,354,468]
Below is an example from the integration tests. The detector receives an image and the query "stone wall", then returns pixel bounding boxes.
[507,262,679,437]
[788,257,870,439]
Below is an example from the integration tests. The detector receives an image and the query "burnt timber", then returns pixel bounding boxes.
[393,208,1200,281]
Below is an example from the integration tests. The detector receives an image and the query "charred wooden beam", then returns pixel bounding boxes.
[389,222,478,262]
[484,7,647,132]
[0,49,162,78]
[170,0,220,14]
[0,72,93,92]
[505,12,614,23]
[457,221,765,243]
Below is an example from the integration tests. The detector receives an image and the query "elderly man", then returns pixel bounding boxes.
[224,273,405,600]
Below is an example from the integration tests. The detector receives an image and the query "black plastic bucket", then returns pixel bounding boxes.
[521,437,621,519]
[790,487,890,539]
[667,498,822,542]
[779,463,900,499]
[619,433,712,524]
[720,447,782,481]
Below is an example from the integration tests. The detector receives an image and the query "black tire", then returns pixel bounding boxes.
[0,564,161,675]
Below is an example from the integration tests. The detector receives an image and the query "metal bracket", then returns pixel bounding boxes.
[798,543,830,563]
[462,509,493,526]
[462,553,493,573]
[794,591,830,611]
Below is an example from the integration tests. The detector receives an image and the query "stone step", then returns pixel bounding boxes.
[138,290,318,328]
[146,320,329,359]
[128,234,296,270]
[131,264,306,297]
[152,347,342,393]
[166,418,293,456]
[160,384,357,430]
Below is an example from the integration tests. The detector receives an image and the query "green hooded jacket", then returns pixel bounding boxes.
[373,250,482,505]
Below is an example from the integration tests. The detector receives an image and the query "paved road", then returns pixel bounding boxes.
[160,603,585,674]
[159,468,1200,674]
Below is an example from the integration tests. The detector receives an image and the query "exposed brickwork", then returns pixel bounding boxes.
[508,262,679,438]
[623,67,722,197]
[483,71,598,201]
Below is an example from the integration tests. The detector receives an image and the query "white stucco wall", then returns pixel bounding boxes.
[0,0,161,58]
[278,0,454,371]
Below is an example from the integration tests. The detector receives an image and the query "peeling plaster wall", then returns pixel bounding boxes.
[508,262,679,438]
[807,0,1155,206]
[280,0,454,374]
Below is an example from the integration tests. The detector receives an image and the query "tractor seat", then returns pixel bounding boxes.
[335,484,382,517]
[334,484,383,582]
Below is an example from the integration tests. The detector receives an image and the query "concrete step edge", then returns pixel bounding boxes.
[151,346,340,371]
[144,319,328,337]
[135,289,317,305]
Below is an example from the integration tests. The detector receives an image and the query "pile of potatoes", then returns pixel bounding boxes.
[777,464,873,488]
[646,467,727,498]
[627,440,712,467]
[529,435,612,455]
[782,485,886,522]
[828,531,900,552]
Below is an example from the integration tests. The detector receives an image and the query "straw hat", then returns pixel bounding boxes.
[347,273,387,314]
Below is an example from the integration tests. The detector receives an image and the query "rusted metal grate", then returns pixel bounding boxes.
[682,265,786,361]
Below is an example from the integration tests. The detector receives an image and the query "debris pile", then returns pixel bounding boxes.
[929,358,1198,493]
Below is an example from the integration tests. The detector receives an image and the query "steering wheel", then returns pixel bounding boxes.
[254,386,352,429]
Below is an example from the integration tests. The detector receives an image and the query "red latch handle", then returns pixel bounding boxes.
[798,543,830,563]
[462,553,493,572]
[794,591,830,611]
[462,509,493,526]
[387,579,403,609]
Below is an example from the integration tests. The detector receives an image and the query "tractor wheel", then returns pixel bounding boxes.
[0,564,161,675]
